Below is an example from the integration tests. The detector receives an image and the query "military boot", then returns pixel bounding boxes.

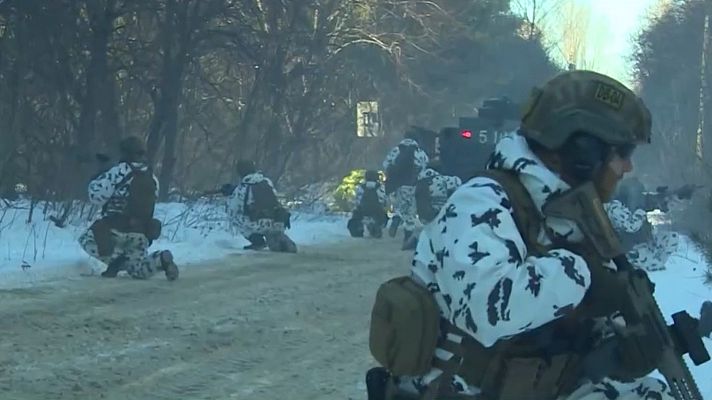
[366,367,390,400]
[159,250,179,281]
[101,255,127,278]
[347,217,364,237]
[266,233,298,253]
[368,223,383,239]
[243,234,267,250]
[388,216,402,237]
[402,229,417,250]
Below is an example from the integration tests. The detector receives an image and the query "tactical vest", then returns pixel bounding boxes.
[370,169,591,400]
[358,184,387,220]
[244,180,291,226]
[386,144,419,194]
[91,164,162,257]
[415,176,437,223]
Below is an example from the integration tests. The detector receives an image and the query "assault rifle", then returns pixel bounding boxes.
[643,184,703,212]
[200,184,236,197]
[544,183,710,400]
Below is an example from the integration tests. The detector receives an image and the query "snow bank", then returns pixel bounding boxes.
[648,235,712,395]
[0,198,348,288]
[1,198,712,393]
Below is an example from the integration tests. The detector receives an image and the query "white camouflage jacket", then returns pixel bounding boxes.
[604,200,648,235]
[402,133,673,399]
[416,168,462,215]
[88,161,159,217]
[406,132,595,394]
[382,138,430,184]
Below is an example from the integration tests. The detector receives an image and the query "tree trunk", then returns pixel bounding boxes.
[146,0,193,199]
[697,5,711,163]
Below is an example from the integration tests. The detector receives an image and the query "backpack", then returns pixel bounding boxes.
[415,176,437,223]
[245,179,290,225]
[125,166,157,221]
[358,183,388,225]
[385,144,419,194]
[360,184,381,210]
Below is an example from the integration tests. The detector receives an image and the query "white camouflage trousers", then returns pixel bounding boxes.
[391,186,418,232]
[233,215,286,238]
[627,230,679,271]
[562,377,672,399]
[398,375,672,400]
[79,228,164,279]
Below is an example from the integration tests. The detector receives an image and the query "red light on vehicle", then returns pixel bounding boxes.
[460,130,472,139]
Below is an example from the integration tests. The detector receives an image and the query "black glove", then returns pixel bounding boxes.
[610,331,663,382]
[578,266,628,318]
[675,184,696,200]
[575,248,654,318]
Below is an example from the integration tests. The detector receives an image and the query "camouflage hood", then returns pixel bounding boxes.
[241,172,268,185]
[487,132,585,243]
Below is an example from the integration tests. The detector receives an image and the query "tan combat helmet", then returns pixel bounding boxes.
[520,70,652,150]
[119,136,147,157]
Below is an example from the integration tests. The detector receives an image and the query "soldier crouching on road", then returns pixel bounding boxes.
[348,170,388,238]
[382,131,430,245]
[367,71,678,400]
[400,163,463,250]
[226,160,297,253]
[605,177,684,271]
[79,136,179,280]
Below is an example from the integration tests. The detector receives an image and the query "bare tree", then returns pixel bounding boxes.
[554,1,604,70]
[510,0,566,41]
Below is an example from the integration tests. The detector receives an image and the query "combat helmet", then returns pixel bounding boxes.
[520,70,652,150]
[236,159,257,177]
[364,170,380,182]
[119,136,147,161]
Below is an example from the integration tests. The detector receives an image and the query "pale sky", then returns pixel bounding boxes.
[513,0,659,87]
[578,0,658,86]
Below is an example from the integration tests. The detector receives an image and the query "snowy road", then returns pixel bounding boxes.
[0,237,409,400]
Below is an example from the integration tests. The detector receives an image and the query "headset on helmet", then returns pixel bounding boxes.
[521,70,652,150]
[520,70,652,180]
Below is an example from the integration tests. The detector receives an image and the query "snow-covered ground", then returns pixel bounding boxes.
[0,198,711,395]
[646,234,712,395]
[0,198,349,288]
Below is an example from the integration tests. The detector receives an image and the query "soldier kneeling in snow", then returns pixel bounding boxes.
[606,177,688,271]
[401,163,463,250]
[348,170,388,238]
[226,160,296,253]
[79,136,179,280]
[367,71,676,400]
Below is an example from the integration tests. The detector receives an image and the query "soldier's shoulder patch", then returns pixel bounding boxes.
[594,82,624,109]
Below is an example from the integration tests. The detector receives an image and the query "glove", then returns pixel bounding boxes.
[610,330,663,382]
[578,264,628,318]
[675,184,696,200]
